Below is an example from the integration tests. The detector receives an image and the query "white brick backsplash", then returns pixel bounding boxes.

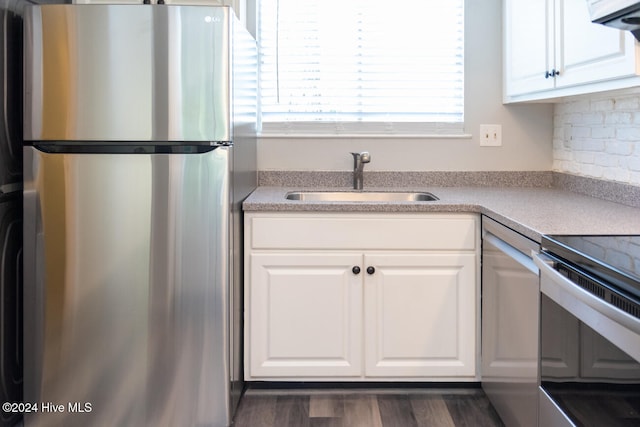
[581,164,603,177]
[570,125,592,138]
[594,153,618,167]
[604,167,630,183]
[614,97,640,110]
[554,148,573,161]
[605,112,633,124]
[554,90,640,186]
[617,127,640,141]
[607,140,634,155]
[561,100,590,113]
[591,126,616,139]
[566,112,582,123]
[629,155,640,172]
[574,151,596,164]
[592,99,615,112]
[582,112,605,124]
[581,139,606,151]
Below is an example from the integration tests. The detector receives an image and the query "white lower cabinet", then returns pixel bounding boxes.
[364,253,477,378]
[249,252,363,378]
[244,213,479,381]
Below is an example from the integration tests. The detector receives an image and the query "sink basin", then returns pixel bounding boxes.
[285,191,439,202]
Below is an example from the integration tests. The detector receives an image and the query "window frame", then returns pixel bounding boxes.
[256,0,467,138]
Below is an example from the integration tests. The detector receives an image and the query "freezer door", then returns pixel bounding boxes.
[24,5,231,142]
[23,146,232,427]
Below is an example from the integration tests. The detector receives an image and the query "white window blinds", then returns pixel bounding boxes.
[259,0,464,135]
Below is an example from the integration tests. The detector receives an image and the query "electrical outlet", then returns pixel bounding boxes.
[480,124,502,146]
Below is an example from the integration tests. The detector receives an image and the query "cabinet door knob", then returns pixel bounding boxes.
[352,266,361,275]
[366,266,375,275]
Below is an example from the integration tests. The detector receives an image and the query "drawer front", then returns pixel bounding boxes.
[248,214,478,251]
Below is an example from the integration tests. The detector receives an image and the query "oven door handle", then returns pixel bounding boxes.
[534,252,640,338]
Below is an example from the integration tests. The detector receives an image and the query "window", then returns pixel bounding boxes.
[258,0,464,136]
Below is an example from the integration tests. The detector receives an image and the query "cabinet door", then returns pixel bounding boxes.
[248,252,363,378]
[504,0,555,96]
[363,253,477,378]
[557,0,638,88]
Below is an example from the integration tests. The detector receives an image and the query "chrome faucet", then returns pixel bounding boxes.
[350,151,371,190]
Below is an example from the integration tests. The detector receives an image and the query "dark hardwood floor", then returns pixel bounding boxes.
[232,386,505,427]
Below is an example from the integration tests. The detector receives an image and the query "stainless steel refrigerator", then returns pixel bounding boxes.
[22,4,257,427]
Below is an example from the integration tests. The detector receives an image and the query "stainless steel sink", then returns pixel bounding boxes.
[285,191,439,202]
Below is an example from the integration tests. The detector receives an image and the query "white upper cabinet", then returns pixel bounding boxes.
[560,0,636,85]
[504,1,555,96]
[504,0,640,102]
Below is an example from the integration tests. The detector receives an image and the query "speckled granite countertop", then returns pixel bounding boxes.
[243,185,640,243]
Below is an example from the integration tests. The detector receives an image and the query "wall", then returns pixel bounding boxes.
[256,0,554,172]
[553,88,640,186]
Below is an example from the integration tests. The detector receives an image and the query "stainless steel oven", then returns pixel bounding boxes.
[534,235,640,427]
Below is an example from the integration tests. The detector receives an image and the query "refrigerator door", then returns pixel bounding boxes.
[24,4,231,143]
[23,146,232,427]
